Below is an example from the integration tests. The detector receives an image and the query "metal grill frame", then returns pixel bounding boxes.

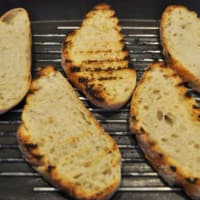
[0,19,191,200]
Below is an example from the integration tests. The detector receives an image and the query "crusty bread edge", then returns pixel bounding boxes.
[0,8,31,114]
[130,62,200,199]
[17,66,121,200]
[160,5,200,92]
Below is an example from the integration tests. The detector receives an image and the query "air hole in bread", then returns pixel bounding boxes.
[73,173,83,179]
[153,89,160,94]
[50,147,55,154]
[103,168,111,175]
[83,161,91,167]
[181,24,186,29]
[143,105,149,110]
[164,114,174,126]
[194,144,200,149]
[161,137,167,142]
[173,33,177,37]
[171,133,178,138]
[175,149,180,153]
[157,110,163,121]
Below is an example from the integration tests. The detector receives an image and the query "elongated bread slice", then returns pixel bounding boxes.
[130,62,200,199]
[160,5,200,91]
[62,3,136,110]
[17,66,121,200]
[0,8,31,113]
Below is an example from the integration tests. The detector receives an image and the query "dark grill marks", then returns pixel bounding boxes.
[70,66,81,72]
[78,75,121,84]
[85,84,105,102]
[25,143,38,151]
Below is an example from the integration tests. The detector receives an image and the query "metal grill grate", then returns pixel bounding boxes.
[0,19,189,200]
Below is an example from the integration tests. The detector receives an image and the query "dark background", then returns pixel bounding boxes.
[0,0,199,20]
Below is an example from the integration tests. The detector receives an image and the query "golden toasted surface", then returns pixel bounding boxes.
[18,66,121,200]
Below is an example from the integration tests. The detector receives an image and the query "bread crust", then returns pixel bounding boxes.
[160,5,200,92]
[130,62,200,199]
[0,8,31,114]
[18,66,121,200]
[62,3,136,110]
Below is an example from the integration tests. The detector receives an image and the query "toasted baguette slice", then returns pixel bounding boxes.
[130,62,200,199]
[17,66,121,200]
[0,8,31,113]
[62,3,136,110]
[160,5,200,91]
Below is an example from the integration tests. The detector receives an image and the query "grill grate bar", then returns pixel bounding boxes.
[32,33,159,38]
[32,49,162,54]
[33,41,161,46]
[0,157,145,163]
[32,58,164,63]
[33,186,182,192]
[0,172,158,177]
[0,144,18,149]
[0,172,39,177]
[0,19,188,199]
[0,144,138,149]
[56,25,160,30]
[0,158,24,163]
[0,132,16,137]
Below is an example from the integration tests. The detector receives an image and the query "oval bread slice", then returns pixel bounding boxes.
[0,8,31,113]
[62,3,136,110]
[17,66,121,200]
[160,5,200,91]
[130,62,200,199]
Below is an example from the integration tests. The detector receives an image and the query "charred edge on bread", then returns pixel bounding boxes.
[163,50,172,60]
[62,40,68,49]
[70,66,81,72]
[140,127,145,134]
[186,177,199,184]
[176,82,187,87]
[170,165,177,172]
[131,115,137,123]
[78,77,88,84]
[24,144,43,160]
[65,58,71,62]
[159,63,167,68]
[32,154,43,160]
[148,139,156,146]
[47,165,56,173]
[28,87,40,95]
[25,143,38,151]
[158,153,164,159]
[193,105,200,109]
[85,85,104,102]
[184,91,192,98]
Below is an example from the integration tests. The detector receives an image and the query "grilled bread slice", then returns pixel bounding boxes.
[17,66,121,200]
[160,5,200,92]
[130,62,200,199]
[0,8,31,113]
[62,3,136,110]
